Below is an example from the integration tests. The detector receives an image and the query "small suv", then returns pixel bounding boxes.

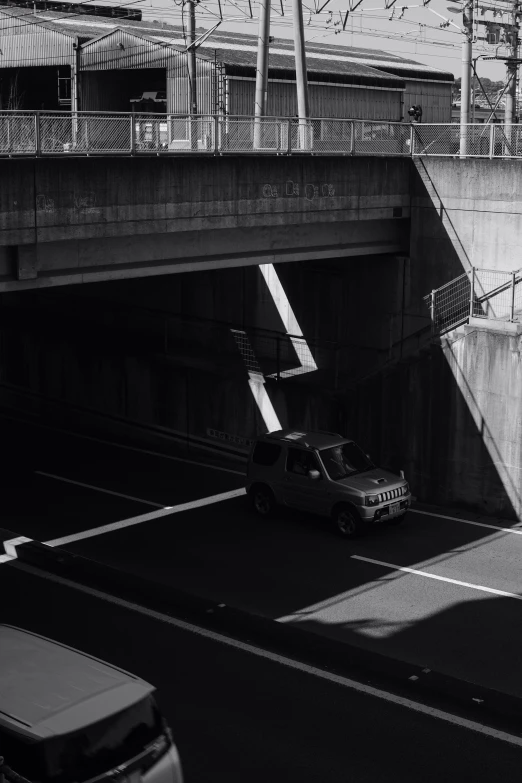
[246,429,411,537]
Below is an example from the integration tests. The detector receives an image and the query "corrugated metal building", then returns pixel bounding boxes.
[0,4,453,121]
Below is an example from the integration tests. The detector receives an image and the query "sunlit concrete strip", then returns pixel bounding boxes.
[16,559,522,749]
[352,555,522,601]
[259,263,318,379]
[45,488,247,547]
[248,371,282,433]
[2,536,33,561]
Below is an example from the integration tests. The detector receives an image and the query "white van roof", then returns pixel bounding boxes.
[0,625,154,739]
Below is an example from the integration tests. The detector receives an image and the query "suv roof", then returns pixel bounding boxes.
[0,625,154,740]
[262,429,350,450]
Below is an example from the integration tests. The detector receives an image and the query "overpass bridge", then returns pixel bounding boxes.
[1,111,521,290]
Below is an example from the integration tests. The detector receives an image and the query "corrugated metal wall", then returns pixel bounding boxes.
[0,28,73,68]
[227,76,403,121]
[403,80,452,123]
[81,29,173,70]
[167,57,217,115]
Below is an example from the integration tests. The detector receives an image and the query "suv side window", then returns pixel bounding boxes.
[252,441,282,466]
[286,448,322,477]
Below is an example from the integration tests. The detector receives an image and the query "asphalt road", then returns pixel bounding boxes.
[2,413,522,703]
[1,560,522,783]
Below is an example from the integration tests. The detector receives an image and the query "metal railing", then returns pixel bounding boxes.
[2,111,522,158]
[425,266,522,335]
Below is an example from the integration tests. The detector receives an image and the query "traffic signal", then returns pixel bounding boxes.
[408,104,423,122]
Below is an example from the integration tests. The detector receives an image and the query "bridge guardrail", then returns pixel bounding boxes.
[2,111,522,158]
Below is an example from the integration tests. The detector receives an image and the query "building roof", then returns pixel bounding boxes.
[0,625,153,739]
[0,6,452,85]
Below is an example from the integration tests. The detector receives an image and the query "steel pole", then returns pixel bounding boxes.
[254,0,271,149]
[460,0,473,157]
[187,0,198,149]
[292,0,310,149]
[504,0,519,152]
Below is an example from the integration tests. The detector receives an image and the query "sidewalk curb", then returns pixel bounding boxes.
[4,529,522,726]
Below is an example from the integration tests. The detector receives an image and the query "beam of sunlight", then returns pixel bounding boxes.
[232,263,318,431]
[259,263,318,379]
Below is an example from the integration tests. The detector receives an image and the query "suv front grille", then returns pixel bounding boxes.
[378,488,402,503]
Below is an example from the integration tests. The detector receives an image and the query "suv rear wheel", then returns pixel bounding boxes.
[249,484,276,517]
[333,505,360,538]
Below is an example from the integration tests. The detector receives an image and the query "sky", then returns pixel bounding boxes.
[130,0,512,82]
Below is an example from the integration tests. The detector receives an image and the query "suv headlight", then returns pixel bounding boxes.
[365,494,380,506]
[402,483,409,495]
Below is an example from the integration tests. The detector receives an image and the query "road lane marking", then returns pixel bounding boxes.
[44,488,247,547]
[11,560,522,750]
[0,411,245,476]
[352,555,522,601]
[409,508,522,536]
[35,471,165,508]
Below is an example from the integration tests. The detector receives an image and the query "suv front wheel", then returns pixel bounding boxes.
[333,504,360,538]
[249,484,276,517]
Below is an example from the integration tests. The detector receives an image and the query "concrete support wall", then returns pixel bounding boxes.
[411,158,522,287]
[353,322,522,520]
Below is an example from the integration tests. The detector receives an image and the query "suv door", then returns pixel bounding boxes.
[282,448,327,513]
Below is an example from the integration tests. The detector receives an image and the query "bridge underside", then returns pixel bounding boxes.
[0,156,410,291]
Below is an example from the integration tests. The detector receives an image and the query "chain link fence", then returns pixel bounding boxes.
[4,111,522,158]
[425,266,522,335]
[0,113,36,155]
[353,121,411,156]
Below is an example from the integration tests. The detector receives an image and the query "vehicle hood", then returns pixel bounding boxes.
[336,467,405,493]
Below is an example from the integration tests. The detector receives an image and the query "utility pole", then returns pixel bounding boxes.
[186,0,198,149]
[292,0,311,149]
[504,0,520,135]
[460,0,473,156]
[254,0,271,149]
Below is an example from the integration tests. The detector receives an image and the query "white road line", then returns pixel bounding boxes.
[10,560,522,750]
[35,471,165,508]
[0,411,245,476]
[352,555,522,601]
[409,508,522,536]
[44,488,247,547]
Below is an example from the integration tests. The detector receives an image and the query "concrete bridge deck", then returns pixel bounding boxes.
[0,155,410,290]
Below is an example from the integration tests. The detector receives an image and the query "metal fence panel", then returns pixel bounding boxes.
[472,268,514,320]
[39,113,132,154]
[412,124,459,156]
[221,116,287,152]
[0,113,36,155]
[425,272,471,333]
[353,120,411,156]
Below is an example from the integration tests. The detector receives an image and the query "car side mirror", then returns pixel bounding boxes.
[308,469,321,480]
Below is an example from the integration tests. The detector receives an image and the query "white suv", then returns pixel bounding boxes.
[246,429,411,538]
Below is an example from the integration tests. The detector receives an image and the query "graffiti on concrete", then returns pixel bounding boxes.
[74,192,99,212]
[262,180,335,201]
[36,194,55,212]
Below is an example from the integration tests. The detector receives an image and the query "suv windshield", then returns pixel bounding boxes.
[320,442,374,480]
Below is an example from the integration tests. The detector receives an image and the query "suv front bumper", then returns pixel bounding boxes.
[359,495,411,523]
